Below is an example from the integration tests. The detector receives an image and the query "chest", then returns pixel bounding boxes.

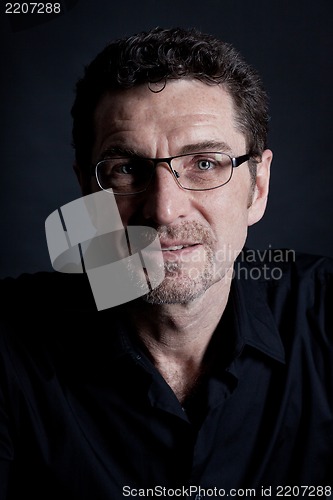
[9,347,333,496]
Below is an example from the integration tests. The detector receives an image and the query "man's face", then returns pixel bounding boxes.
[86,79,271,304]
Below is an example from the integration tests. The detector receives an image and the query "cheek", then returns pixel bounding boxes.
[215,204,249,242]
[113,197,141,226]
[205,185,250,252]
[88,179,138,227]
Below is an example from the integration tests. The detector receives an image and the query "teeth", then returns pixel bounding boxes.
[162,245,190,251]
[163,245,183,251]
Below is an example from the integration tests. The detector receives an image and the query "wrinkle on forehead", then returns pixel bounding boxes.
[94,79,235,124]
[92,80,246,161]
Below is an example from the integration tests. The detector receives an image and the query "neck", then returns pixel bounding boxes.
[126,274,232,403]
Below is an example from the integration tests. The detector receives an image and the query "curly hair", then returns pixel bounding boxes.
[71,26,269,181]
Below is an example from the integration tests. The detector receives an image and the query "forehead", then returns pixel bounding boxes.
[92,79,245,159]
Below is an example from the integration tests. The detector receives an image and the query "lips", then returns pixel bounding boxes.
[162,244,193,251]
[160,241,200,252]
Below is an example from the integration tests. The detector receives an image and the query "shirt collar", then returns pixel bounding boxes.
[101,259,286,366]
[229,262,286,365]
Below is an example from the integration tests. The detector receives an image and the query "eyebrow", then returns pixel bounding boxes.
[98,140,233,161]
[98,146,145,161]
[179,141,232,155]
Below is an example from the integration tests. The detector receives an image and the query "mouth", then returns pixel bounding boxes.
[159,242,202,260]
[161,243,198,251]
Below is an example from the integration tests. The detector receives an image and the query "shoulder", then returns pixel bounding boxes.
[237,247,333,287]
[235,247,333,333]
[0,272,113,381]
[0,272,128,394]
[0,272,96,367]
[236,248,333,350]
[0,271,97,312]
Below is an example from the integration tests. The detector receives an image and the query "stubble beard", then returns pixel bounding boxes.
[143,221,218,305]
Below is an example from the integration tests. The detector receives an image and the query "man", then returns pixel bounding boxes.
[0,27,332,499]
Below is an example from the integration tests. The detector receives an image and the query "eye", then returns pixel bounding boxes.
[197,159,215,171]
[120,163,135,174]
[114,161,142,175]
[114,159,153,180]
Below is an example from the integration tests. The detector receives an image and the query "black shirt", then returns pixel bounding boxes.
[0,249,332,499]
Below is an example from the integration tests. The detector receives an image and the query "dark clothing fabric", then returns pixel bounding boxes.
[0,249,332,499]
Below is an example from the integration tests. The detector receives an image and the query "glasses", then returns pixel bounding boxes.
[92,151,250,195]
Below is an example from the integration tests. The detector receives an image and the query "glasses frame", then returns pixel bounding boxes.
[91,152,251,195]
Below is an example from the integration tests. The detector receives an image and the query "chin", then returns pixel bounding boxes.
[143,268,215,305]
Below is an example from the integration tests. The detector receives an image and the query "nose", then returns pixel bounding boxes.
[142,162,192,226]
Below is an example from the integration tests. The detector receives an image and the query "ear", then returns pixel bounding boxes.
[247,149,273,226]
[73,163,92,196]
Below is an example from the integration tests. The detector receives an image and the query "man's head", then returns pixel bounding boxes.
[71,27,272,305]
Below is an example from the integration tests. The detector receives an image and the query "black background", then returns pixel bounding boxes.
[1,0,332,278]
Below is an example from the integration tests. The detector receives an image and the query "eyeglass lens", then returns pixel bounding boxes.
[96,153,234,194]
